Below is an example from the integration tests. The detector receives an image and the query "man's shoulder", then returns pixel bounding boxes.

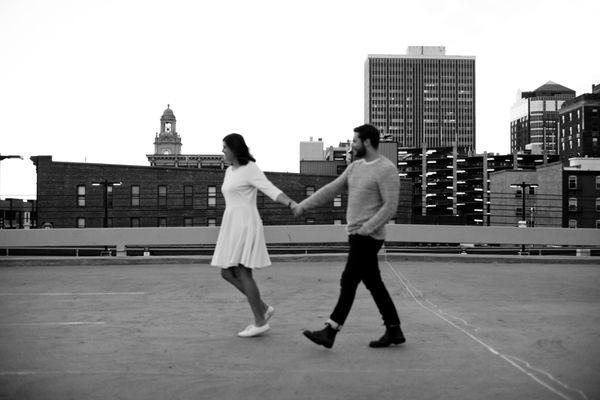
[378,156,395,168]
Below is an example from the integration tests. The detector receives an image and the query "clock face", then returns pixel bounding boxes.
[162,149,171,155]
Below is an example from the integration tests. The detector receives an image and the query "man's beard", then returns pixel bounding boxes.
[354,146,366,158]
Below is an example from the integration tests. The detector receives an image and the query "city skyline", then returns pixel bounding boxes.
[1,0,599,200]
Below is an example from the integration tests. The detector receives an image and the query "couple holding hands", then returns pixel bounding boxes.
[210,124,405,349]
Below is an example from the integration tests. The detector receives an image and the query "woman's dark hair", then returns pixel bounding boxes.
[223,133,256,165]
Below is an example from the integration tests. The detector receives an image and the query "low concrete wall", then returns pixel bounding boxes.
[1,225,599,256]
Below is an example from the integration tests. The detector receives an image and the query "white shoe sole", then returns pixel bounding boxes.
[238,324,270,338]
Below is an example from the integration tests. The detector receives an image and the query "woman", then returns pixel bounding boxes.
[211,133,297,337]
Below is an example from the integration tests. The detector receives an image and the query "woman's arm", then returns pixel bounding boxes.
[275,192,298,210]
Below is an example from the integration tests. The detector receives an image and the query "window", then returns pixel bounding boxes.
[131,185,140,207]
[208,186,216,207]
[158,186,167,208]
[568,176,577,189]
[158,217,167,227]
[77,217,85,228]
[515,207,523,216]
[306,186,315,196]
[334,195,342,207]
[569,197,578,211]
[130,217,140,228]
[529,187,535,195]
[515,189,522,198]
[596,198,600,212]
[184,185,193,208]
[184,217,193,227]
[77,185,86,207]
[596,176,600,190]
[207,218,216,227]
[107,186,114,209]
[305,218,315,224]
[568,219,577,228]
[596,220,600,229]
[107,217,113,228]
[333,219,343,225]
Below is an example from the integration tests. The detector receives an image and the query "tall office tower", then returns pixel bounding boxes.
[365,46,476,151]
[510,82,575,155]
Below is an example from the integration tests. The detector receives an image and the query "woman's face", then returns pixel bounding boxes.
[222,142,235,163]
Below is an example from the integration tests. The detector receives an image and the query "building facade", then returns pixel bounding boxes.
[146,106,225,169]
[300,138,325,161]
[398,145,559,225]
[31,156,413,228]
[489,163,563,227]
[365,46,475,151]
[510,82,575,155]
[558,89,600,159]
[563,158,600,228]
[0,198,36,229]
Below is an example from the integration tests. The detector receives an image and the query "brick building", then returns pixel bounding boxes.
[31,156,410,228]
[558,88,600,159]
[489,162,563,227]
[563,158,600,228]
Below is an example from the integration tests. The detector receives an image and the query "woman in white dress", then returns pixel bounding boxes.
[212,133,297,338]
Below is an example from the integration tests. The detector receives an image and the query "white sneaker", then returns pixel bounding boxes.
[238,324,270,337]
[265,305,275,322]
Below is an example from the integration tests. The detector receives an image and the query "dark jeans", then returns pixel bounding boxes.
[330,234,401,328]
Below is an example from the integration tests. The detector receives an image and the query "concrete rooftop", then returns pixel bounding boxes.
[0,258,598,400]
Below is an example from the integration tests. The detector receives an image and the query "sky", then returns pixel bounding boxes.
[1,0,598,200]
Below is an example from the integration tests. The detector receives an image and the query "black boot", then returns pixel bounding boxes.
[369,325,406,348]
[303,323,339,349]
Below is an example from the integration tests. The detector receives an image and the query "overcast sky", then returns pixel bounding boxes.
[1,0,598,200]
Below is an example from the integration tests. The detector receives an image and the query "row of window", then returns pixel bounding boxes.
[567,198,600,211]
[76,185,343,208]
[75,217,345,228]
[567,176,600,189]
[568,219,600,229]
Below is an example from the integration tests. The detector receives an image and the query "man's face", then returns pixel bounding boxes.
[352,132,366,158]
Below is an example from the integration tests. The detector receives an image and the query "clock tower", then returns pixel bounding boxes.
[153,105,182,155]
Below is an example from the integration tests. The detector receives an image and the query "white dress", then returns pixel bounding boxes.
[211,161,282,269]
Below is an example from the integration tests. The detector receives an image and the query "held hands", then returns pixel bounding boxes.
[291,202,304,218]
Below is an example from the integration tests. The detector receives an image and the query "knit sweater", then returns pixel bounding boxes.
[299,156,399,240]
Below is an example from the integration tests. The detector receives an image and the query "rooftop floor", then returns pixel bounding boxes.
[1,258,598,400]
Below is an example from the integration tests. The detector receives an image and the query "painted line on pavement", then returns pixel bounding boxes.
[385,258,588,400]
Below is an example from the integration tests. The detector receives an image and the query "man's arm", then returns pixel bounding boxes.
[357,165,399,235]
[294,164,351,216]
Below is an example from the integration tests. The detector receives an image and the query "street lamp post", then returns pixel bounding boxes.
[91,179,122,228]
[510,181,539,255]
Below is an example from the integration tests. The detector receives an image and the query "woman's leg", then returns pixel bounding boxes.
[235,265,267,326]
[221,267,268,313]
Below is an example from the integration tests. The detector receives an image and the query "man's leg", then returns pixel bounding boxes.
[303,235,363,348]
[359,237,405,347]
[360,238,400,327]
[328,234,365,327]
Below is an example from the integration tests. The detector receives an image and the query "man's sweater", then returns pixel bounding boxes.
[299,156,399,240]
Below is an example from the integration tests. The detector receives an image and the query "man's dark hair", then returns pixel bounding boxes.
[223,133,256,165]
[354,124,380,149]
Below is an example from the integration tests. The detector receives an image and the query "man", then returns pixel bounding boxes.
[293,124,405,349]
